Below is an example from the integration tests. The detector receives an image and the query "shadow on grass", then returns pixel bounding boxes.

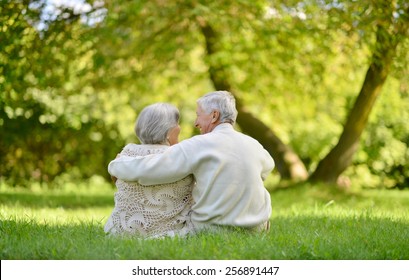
[270,182,409,210]
[0,192,114,209]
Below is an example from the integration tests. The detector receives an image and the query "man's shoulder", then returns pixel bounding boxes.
[232,129,266,148]
[179,134,207,146]
[175,133,217,153]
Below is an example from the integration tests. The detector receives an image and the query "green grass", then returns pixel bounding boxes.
[1,181,409,260]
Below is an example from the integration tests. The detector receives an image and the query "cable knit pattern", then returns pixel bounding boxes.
[104,144,195,238]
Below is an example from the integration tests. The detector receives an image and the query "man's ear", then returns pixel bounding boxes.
[211,110,220,123]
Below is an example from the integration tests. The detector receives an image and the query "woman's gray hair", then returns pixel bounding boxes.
[135,103,179,145]
[197,91,238,124]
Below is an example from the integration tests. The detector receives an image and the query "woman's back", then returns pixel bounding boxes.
[104,143,194,238]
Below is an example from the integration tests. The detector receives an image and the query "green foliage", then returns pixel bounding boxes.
[0,1,124,186]
[1,0,408,188]
[0,103,124,185]
[351,78,409,189]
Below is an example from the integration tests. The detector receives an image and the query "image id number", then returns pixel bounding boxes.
[225,266,279,276]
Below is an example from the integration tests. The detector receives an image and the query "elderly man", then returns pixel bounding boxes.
[108,91,275,233]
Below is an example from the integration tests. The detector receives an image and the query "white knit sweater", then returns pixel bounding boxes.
[104,144,195,238]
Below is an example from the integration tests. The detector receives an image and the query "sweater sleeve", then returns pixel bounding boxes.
[108,143,193,185]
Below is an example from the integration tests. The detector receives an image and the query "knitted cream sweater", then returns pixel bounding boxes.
[104,144,195,238]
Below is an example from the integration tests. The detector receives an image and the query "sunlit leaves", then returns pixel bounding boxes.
[0,0,123,186]
[1,0,408,187]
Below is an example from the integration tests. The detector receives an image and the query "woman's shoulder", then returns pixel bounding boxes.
[120,143,169,157]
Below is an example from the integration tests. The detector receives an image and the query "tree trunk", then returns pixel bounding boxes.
[309,23,398,184]
[236,104,309,180]
[199,21,308,180]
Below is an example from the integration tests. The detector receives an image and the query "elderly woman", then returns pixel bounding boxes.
[104,103,195,238]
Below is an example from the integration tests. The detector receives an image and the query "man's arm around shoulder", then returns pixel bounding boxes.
[107,143,193,185]
[108,155,147,182]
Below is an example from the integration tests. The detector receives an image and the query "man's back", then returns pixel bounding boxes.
[178,123,274,230]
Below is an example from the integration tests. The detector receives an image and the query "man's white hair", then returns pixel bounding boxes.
[197,91,238,124]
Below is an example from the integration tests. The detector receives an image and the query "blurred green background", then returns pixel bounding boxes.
[1,0,408,190]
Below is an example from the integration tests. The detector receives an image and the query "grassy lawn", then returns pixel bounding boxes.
[1,180,409,260]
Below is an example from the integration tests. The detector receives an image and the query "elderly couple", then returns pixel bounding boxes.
[105,91,275,238]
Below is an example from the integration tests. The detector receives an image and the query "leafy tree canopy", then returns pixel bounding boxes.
[1,0,408,189]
